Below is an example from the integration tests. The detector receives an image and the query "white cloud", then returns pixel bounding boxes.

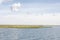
[11,2,22,11]
[0,0,13,4]
[0,0,4,4]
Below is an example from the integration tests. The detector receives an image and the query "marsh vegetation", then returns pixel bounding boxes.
[0,25,50,28]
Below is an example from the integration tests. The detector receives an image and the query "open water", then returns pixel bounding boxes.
[0,27,60,40]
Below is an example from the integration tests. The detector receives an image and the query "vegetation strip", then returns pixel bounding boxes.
[0,25,51,28]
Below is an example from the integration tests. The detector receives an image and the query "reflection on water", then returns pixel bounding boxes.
[0,27,60,40]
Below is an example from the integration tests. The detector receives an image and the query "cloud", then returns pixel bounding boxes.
[11,2,22,11]
[0,0,13,4]
[0,0,4,4]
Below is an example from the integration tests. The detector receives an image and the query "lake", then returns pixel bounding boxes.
[0,27,60,40]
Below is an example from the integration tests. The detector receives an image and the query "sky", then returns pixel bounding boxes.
[0,0,60,25]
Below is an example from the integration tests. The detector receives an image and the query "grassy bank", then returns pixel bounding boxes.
[0,25,52,28]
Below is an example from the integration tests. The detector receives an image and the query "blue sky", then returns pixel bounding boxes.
[0,0,60,15]
[0,0,60,25]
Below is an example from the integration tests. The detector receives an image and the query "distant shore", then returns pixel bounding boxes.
[0,25,52,28]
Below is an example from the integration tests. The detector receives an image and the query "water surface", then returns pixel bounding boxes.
[0,27,60,40]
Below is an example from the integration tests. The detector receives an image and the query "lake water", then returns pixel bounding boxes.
[0,27,60,40]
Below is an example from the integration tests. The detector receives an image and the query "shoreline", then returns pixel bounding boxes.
[0,25,52,28]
